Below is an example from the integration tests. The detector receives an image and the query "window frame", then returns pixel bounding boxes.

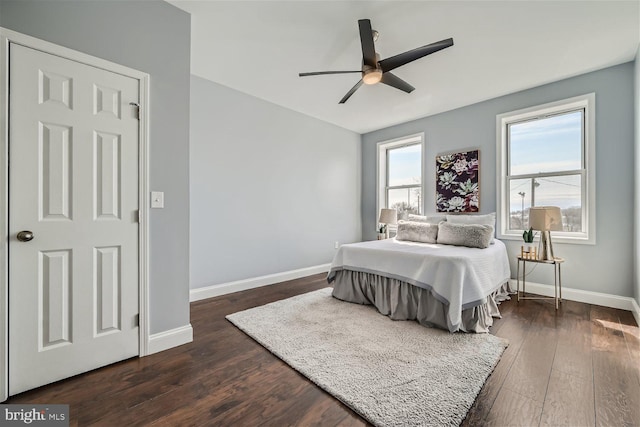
[496,93,596,244]
[377,133,425,227]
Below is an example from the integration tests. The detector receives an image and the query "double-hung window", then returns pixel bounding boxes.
[497,94,595,243]
[377,133,424,221]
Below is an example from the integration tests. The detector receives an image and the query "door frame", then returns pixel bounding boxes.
[0,27,151,401]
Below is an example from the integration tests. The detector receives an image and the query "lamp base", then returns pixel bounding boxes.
[538,231,555,261]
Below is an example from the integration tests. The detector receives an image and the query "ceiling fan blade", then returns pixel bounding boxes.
[379,38,454,73]
[380,72,415,93]
[339,79,363,104]
[358,19,377,67]
[299,71,361,77]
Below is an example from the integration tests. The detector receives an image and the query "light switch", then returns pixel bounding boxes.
[151,191,164,208]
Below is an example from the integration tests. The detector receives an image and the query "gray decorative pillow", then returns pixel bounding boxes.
[396,220,439,244]
[446,212,496,243]
[437,222,493,249]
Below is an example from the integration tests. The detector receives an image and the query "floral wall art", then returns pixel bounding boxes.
[436,150,480,212]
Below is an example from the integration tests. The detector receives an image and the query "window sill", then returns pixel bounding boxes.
[497,232,595,246]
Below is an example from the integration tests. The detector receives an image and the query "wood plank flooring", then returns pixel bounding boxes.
[5,274,640,426]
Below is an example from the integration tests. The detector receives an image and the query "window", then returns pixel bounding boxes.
[377,134,424,222]
[497,94,595,244]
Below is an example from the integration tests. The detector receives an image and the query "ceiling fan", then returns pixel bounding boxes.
[299,19,454,104]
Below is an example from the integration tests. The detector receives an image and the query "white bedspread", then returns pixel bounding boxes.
[327,238,511,329]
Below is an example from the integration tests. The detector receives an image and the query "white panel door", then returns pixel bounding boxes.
[8,43,140,395]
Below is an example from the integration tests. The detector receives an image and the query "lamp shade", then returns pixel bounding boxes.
[529,206,563,231]
[378,208,398,225]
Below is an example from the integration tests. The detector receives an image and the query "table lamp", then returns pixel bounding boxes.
[529,206,563,261]
[378,208,397,239]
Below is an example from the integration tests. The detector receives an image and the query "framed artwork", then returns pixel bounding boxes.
[436,149,479,212]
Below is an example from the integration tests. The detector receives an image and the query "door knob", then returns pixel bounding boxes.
[16,231,34,242]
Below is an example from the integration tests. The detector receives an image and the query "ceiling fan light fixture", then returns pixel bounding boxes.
[363,68,382,85]
[298,19,454,103]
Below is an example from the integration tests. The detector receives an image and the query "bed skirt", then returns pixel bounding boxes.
[330,270,512,333]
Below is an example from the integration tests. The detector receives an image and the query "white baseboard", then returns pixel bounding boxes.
[632,298,640,327]
[514,280,639,316]
[190,263,331,302]
[147,324,193,355]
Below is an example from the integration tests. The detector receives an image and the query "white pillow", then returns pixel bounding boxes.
[426,215,447,224]
[437,222,493,249]
[446,212,496,243]
[407,214,447,224]
[445,212,496,226]
[396,220,438,244]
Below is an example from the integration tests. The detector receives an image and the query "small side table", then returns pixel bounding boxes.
[516,256,564,309]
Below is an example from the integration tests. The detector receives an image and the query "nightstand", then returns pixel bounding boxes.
[516,256,564,309]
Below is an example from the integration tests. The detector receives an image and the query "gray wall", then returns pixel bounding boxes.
[363,63,635,298]
[190,76,361,289]
[0,0,191,334]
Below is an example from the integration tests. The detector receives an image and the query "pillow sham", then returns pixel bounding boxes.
[426,215,447,223]
[445,212,496,226]
[407,214,447,224]
[407,214,428,222]
[396,220,438,244]
[437,222,493,249]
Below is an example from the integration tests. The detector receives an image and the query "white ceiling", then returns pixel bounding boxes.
[169,1,640,134]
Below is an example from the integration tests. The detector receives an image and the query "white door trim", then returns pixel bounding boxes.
[0,27,151,401]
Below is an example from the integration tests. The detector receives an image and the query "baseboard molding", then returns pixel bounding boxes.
[514,280,638,316]
[189,271,640,325]
[632,298,640,327]
[190,263,331,302]
[147,324,193,355]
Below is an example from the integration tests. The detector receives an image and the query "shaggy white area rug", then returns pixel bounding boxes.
[226,288,508,427]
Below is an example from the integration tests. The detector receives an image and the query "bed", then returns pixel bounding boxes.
[327,237,512,333]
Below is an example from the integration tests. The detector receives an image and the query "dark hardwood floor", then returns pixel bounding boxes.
[6,274,640,426]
